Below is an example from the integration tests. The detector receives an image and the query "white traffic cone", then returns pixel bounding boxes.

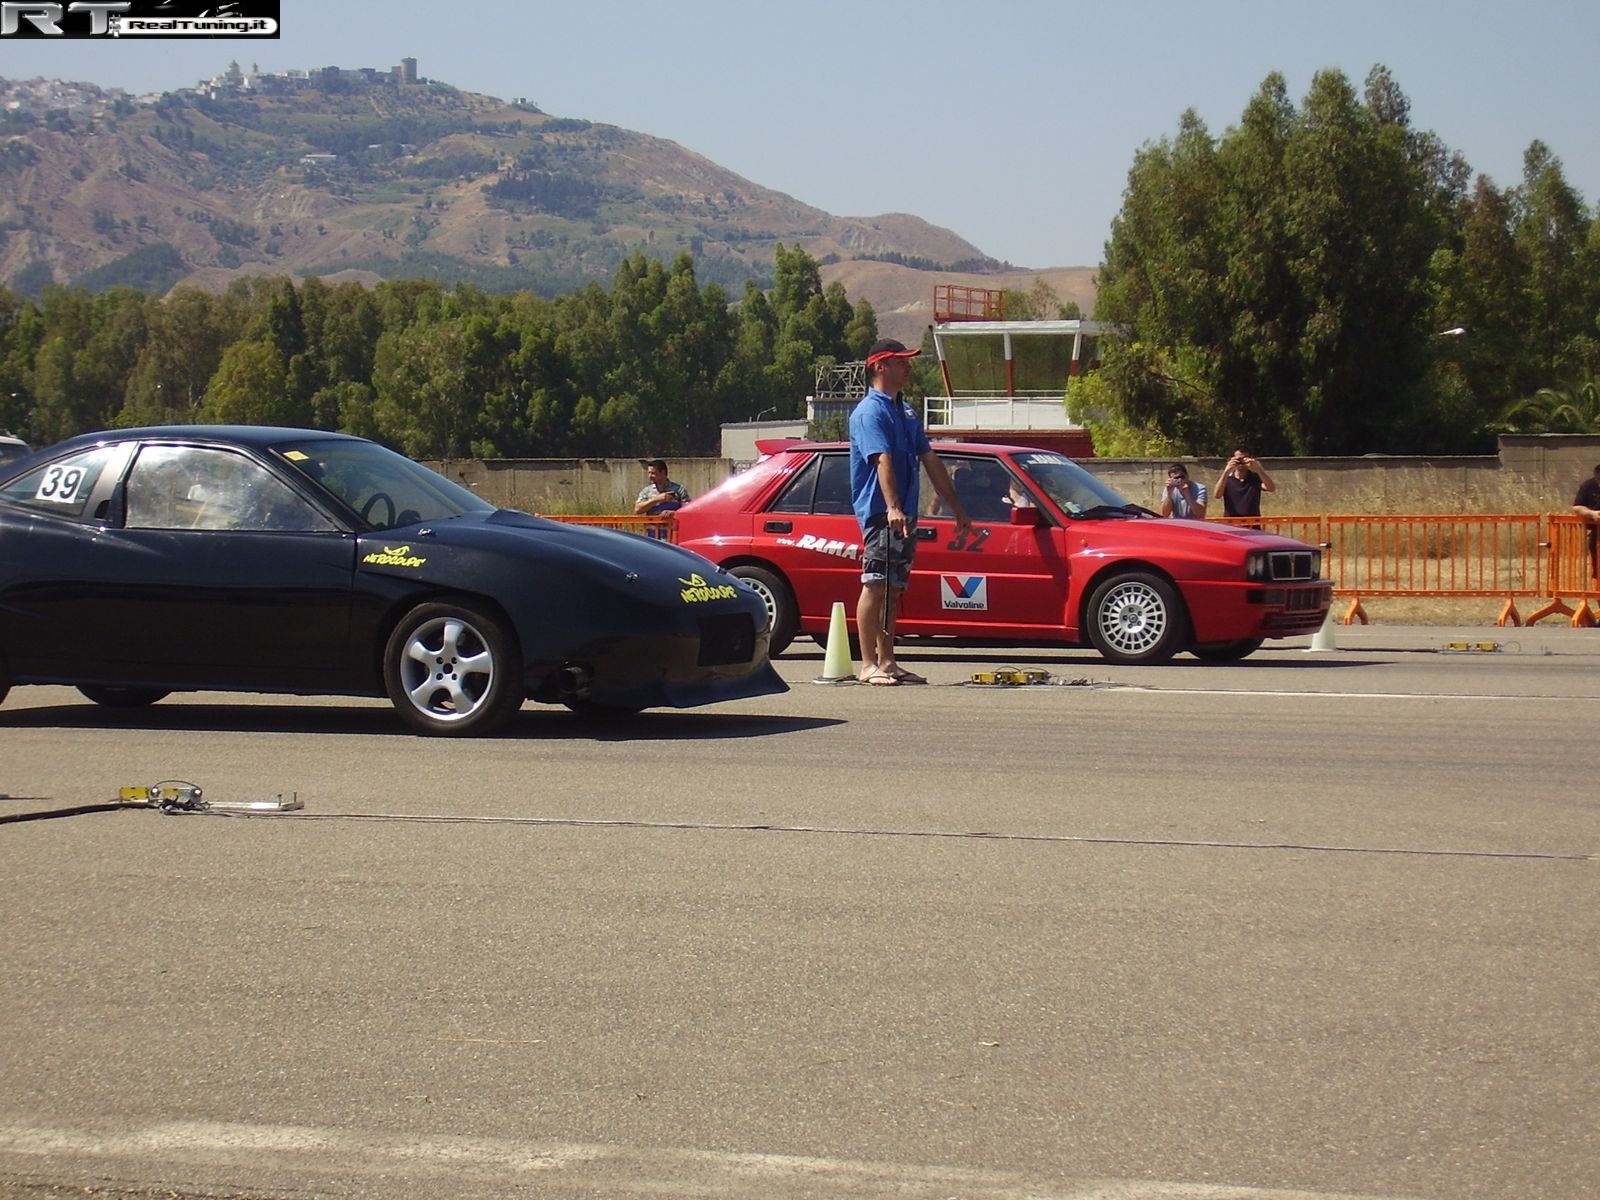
[814,600,855,683]
[1307,606,1339,652]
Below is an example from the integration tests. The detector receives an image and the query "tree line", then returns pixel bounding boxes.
[0,244,875,459]
[1082,67,1600,455]
[6,65,1596,461]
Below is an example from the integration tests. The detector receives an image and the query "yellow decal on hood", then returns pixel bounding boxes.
[364,544,427,568]
[679,572,738,603]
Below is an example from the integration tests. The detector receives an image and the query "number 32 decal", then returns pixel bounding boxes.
[946,526,990,552]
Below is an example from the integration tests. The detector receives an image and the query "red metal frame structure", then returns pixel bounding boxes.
[933,284,1006,323]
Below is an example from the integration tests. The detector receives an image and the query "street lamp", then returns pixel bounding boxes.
[753,406,777,422]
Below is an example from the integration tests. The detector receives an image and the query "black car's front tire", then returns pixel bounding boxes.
[1084,571,1187,665]
[382,601,524,736]
[728,565,797,656]
[78,685,170,708]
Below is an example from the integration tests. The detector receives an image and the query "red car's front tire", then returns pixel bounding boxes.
[728,565,797,656]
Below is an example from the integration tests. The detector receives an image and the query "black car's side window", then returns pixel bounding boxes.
[0,445,123,521]
[125,445,336,533]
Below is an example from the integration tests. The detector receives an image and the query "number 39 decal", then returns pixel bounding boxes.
[34,465,87,505]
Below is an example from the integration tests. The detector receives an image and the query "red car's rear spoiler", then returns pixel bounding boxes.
[754,437,826,456]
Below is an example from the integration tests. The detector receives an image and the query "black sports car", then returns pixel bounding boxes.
[0,426,785,735]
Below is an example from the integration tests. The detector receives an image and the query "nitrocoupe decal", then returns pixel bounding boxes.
[679,573,738,603]
[363,544,427,568]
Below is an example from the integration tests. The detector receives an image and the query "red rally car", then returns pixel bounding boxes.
[674,440,1333,665]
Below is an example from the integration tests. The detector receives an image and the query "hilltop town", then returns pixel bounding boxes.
[2,55,432,116]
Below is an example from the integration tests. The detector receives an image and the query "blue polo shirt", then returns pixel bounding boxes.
[849,386,930,529]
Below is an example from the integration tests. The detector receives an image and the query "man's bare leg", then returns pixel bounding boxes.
[856,581,899,680]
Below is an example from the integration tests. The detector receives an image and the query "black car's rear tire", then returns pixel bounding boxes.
[78,685,170,708]
[728,565,797,656]
[1084,571,1187,665]
[382,601,524,736]
[1191,637,1265,662]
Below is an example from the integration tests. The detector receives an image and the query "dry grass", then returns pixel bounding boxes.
[1334,596,1532,626]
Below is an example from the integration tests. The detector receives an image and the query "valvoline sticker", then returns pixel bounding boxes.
[940,574,988,610]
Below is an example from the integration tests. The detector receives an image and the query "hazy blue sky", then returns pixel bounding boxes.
[5,0,1597,269]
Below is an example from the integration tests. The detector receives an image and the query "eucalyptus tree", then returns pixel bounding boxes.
[1097,67,1467,454]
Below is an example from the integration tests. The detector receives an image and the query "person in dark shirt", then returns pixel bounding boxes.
[1572,463,1600,579]
[1214,449,1276,523]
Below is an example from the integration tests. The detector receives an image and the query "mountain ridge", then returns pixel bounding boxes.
[0,70,1096,345]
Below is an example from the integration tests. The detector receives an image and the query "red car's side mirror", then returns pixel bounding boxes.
[1009,504,1043,526]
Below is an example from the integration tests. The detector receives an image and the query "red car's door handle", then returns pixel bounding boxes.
[763,520,793,533]
[914,527,937,540]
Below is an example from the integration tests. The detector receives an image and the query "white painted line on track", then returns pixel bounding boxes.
[1103,686,1569,702]
[0,1118,1424,1200]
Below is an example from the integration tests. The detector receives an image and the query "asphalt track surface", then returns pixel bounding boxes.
[2,626,1597,1200]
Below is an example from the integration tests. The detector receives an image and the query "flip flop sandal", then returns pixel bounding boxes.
[859,667,900,686]
[888,666,927,684]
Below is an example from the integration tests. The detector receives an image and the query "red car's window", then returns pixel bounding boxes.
[769,455,820,513]
[770,452,851,516]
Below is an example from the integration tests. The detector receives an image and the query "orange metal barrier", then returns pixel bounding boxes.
[542,513,677,540]
[1528,515,1600,626]
[1215,514,1554,626]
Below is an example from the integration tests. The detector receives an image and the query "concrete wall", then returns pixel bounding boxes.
[425,456,739,513]
[720,419,808,462]
[428,435,1600,515]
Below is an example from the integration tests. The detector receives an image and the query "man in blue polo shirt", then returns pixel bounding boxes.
[848,338,971,686]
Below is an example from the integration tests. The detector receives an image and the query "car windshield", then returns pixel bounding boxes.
[272,438,495,529]
[1014,451,1141,517]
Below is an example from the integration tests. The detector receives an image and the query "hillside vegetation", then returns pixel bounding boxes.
[0,74,1013,304]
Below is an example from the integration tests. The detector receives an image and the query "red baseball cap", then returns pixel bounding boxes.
[865,338,921,369]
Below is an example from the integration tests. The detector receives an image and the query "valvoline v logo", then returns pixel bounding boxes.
[940,574,988,611]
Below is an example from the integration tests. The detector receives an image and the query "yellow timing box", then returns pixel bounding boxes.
[1443,641,1501,653]
[969,668,1051,686]
[118,783,202,804]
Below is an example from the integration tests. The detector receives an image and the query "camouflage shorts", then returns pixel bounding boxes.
[860,518,916,589]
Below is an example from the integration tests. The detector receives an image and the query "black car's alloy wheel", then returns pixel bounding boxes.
[382,601,524,736]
